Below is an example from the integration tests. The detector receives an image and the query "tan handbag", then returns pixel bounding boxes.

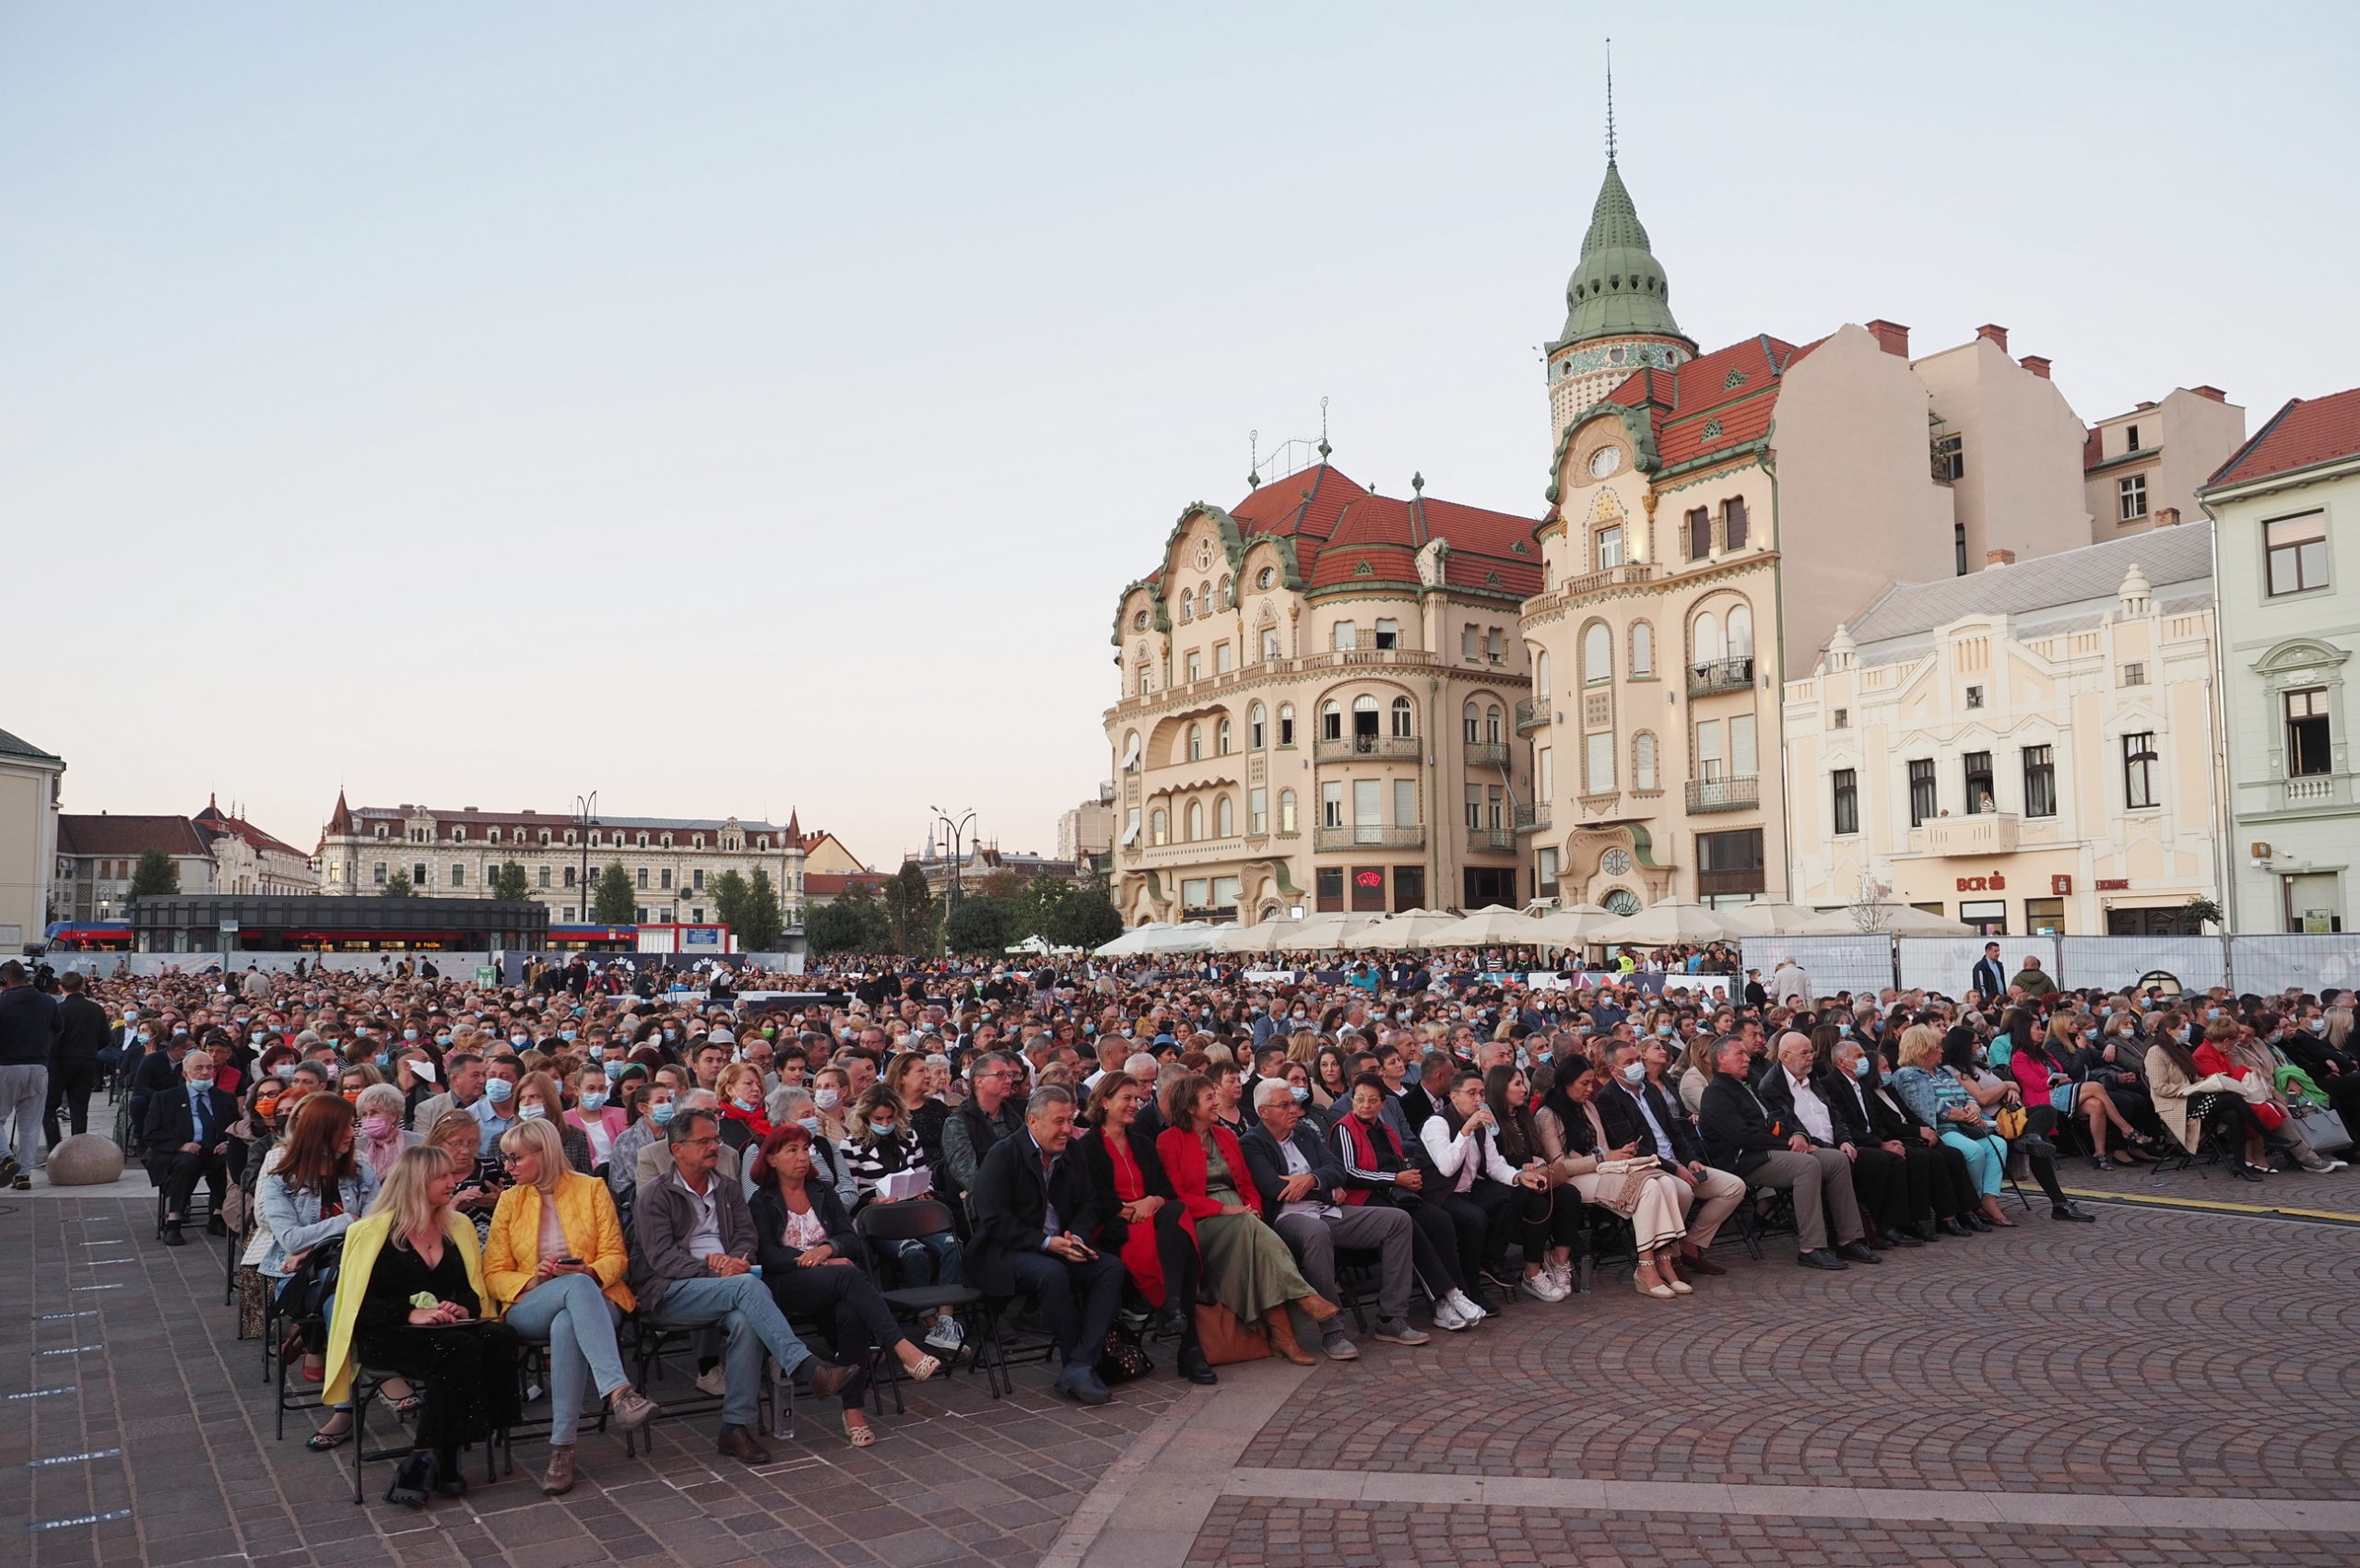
[1192,1302,1269,1366]
[1590,1158,1658,1220]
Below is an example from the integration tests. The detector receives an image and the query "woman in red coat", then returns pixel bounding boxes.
[1154,1073,1338,1365]
[1075,1075,1216,1385]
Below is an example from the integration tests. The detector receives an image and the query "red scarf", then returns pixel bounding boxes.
[1336,1113,1398,1207]
[720,1101,774,1142]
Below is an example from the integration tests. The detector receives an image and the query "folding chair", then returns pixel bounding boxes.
[853,1198,995,1408]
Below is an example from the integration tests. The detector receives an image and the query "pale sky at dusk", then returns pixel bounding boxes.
[6,3,2354,867]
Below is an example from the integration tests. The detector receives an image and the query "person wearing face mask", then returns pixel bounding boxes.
[608,1083,675,1203]
[143,1049,240,1244]
[468,1059,522,1157]
[711,1063,773,1160]
[838,1086,966,1354]
[566,1066,629,1177]
[353,1082,420,1180]
[513,1072,592,1173]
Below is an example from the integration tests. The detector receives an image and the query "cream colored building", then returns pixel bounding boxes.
[1056,784,1116,869]
[1104,465,1541,924]
[2084,385,2246,542]
[196,797,322,898]
[315,793,814,927]
[0,729,65,946]
[1523,154,2171,916]
[1785,524,2222,936]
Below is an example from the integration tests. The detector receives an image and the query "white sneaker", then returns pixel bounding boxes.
[1429,1298,1470,1331]
[1518,1271,1566,1303]
[1446,1290,1491,1322]
[1548,1262,1574,1297]
[695,1366,728,1398]
[924,1316,965,1351]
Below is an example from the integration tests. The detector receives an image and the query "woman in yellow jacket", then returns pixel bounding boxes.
[323,1146,523,1506]
[484,1116,659,1495]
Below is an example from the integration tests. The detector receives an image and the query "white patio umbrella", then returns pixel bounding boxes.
[1136,920,1221,954]
[1212,916,1300,953]
[1528,902,1622,949]
[1092,922,1172,957]
[1341,910,1462,950]
[1710,901,1826,937]
[1418,905,1552,949]
[1799,902,1973,937]
[1595,895,1734,947]
[1280,911,1387,952]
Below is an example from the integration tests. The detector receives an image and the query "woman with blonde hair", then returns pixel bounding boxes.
[484,1117,656,1495]
[323,1147,523,1507]
[1888,1025,2012,1226]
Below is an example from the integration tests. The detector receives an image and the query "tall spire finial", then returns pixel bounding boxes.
[1316,395,1331,460]
[1247,429,1260,489]
[1604,37,1617,163]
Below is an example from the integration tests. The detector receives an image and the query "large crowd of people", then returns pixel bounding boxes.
[0,943,2353,1507]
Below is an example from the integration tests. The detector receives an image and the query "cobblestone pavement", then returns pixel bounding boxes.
[1235,1203,2360,1496]
[2064,1151,2360,1215]
[4,1197,1171,1568]
[1186,1500,2360,1568]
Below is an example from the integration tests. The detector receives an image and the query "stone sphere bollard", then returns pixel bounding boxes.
[43,1134,125,1186]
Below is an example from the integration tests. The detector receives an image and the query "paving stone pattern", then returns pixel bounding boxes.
[1186,1499,2360,1568]
[3,1197,1174,1568]
[1234,1203,2360,1496]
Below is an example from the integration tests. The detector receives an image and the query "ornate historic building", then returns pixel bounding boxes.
[1103,465,1541,925]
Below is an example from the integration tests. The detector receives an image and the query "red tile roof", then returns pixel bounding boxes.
[193,797,307,858]
[1593,335,1816,472]
[57,815,211,859]
[1157,465,1539,599]
[2205,387,2360,489]
[804,872,891,898]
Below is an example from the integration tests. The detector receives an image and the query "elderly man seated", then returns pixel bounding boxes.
[964,1085,1127,1405]
[1697,1037,1878,1272]
[142,1048,239,1244]
[627,1109,859,1465]
[1237,1079,1429,1354]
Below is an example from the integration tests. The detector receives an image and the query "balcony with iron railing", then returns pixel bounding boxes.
[1312,733,1423,763]
[1514,802,1552,834]
[1513,697,1550,735]
[1465,825,1514,853]
[1313,824,1427,853]
[1465,740,1510,768]
[1686,656,1754,697]
[1110,646,1528,720]
[1685,775,1760,814]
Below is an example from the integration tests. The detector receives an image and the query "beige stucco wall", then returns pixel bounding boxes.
[2085,388,2247,542]
[1912,336,2092,574]
[0,759,61,944]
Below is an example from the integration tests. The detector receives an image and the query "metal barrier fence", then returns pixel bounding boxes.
[2060,936,2227,994]
[1745,934,2360,999]
[1898,937,2059,996]
[1739,936,1897,998]
[2224,935,2360,997]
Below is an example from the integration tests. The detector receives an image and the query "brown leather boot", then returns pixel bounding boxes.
[1297,1294,1340,1323]
[1261,1307,1316,1366]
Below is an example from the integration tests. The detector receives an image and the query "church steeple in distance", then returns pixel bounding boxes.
[1543,43,1697,444]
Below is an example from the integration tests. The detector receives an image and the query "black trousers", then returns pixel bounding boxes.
[1386,1196,1469,1294]
[1426,1189,1493,1287]
[151,1149,228,1220]
[766,1266,907,1409]
[1150,1208,1206,1356]
[354,1321,523,1464]
[43,1060,100,1144]
[1911,1140,1976,1220]
[1846,1146,1912,1237]
[1009,1249,1123,1366]
[1510,1183,1588,1262]
[1464,1179,1524,1271]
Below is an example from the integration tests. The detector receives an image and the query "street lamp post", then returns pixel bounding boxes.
[930,806,976,917]
[574,792,599,934]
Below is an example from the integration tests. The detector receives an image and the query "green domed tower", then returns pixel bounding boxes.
[1545,157,1697,443]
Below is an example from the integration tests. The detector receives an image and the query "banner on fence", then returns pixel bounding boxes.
[2224,935,2360,998]
[1898,937,2059,997]
[2062,936,2226,994]
[1740,937,1896,999]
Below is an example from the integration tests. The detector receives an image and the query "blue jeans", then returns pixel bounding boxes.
[887,1231,962,1289]
[644,1274,815,1432]
[502,1274,627,1444]
[1941,1128,2006,1197]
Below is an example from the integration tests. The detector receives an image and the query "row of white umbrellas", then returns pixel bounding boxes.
[1093,896,1970,956]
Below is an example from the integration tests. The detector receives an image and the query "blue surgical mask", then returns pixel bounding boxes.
[1290,1086,1311,1103]
[1619,1061,1646,1085]
[435,1032,453,1046]
[518,1102,547,1120]
[1849,1056,1871,1079]
[867,1119,894,1137]
[796,1116,821,1135]
[650,1101,677,1125]
[374,1053,391,1069]
[560,1030,577,1043]
[1656,1025,1673,1036]
[579,1091,608,1111]
[274,1064,296,1082]
[484,1077,513,1102]
[403,1029,419,1041]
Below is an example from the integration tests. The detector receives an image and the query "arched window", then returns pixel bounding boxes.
[1278,789,1297,834]
[1218,575,1233,609]
[1634,732,1658,792]
[1463,701,1481,744]
[1277,703,1295,746]
[1121,729,1141,772]
[1216,718,1233,755]
[1248,702,1266,749]
[1631,621,1654,678]
[1186,723,1203,762]
[1180,588,1195,621]
[1321,701,1343,741]
[1584,622,1612,684]
[1486,705,1504,745]
[1150,808,1169,846]
[1391,696,1414,737]
[1351,694,1378,744]
[1693,609,1724,668]
[1186,801,1205,842]
[1727,602,1754,659]
[1535,651,1552,698]
[451,825,466,842]
[1215,796,1234,836]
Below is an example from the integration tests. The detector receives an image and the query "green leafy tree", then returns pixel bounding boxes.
[709,869,749,934]
[1010,871,1076,941]
[942,894,1017,955]
[737,868,785,951]
[492,862,530,902]
[383,869,415,899]
[886,861,936,954]
[1054,888,1125,950]
[808,882,891,955]
[129,848,180,899]
[591,861,637,924]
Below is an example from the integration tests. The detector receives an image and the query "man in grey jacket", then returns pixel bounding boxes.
[629,1110,857,1465]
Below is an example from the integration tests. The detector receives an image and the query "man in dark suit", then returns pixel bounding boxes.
[1398,1051,1456,1136]
[45,973,111,1148]
[1756,1032,1918,1250]
[1237,1080,1423,1353]
[1819,1036,1956,1243]
[141,1050,239,1244]
[1595,1042,1747,1278]
[1969,943,2007,1003]
[962,1084,1123,1405]
[1696,1037,1875,1272]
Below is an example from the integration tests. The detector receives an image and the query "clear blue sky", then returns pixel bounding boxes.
[6,3,2353,868]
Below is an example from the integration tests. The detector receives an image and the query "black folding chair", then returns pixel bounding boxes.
[852,1198,997,1404]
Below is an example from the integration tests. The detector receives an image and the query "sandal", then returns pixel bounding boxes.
[393,1394,424,1415]
[305,1422,352,1452]
[902,1354,940,1383]
[844,1416,878,1448]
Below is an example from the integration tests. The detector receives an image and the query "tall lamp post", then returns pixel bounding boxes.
[930,806,975,917]
[573,792,599,935]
